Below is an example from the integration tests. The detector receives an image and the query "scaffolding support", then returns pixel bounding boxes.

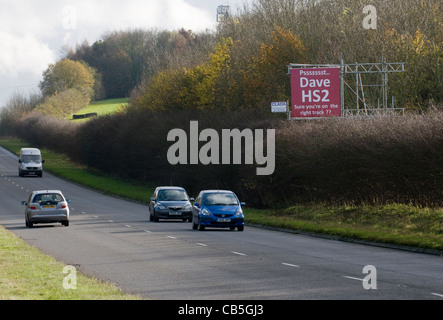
[288,58,406,118]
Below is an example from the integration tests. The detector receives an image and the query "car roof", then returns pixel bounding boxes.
[200,190,235,194]
[156,186,185,190]
[20,148,41,153]
[32,190,63,195]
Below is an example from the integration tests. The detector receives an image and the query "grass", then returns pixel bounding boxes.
[0,225,138,300]
[245,205,443,252]
[69,98,129,121]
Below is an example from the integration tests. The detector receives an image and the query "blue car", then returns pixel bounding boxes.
[192,190,245,231]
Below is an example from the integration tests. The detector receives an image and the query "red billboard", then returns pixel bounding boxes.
[291,67,341,118]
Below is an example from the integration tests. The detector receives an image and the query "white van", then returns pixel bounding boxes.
[18,148,45,177]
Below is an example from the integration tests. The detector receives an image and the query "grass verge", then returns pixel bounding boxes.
[0,225,138,300]
[246,205,443,252]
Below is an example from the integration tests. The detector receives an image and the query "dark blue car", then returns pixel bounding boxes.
[192,190,245,231]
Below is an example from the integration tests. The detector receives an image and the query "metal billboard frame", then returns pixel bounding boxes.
[288,58,406,119]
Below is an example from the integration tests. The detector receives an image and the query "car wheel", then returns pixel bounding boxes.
[192,217,198,230]
[62,220,69,227]
[198,220,205,231]
[237,225,244,231]
[25,220,33,228]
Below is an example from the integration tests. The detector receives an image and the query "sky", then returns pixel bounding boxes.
[0,0,253,109]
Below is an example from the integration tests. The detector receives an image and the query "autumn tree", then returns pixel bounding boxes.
[39,59,96,97]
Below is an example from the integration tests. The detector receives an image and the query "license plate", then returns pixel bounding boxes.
[43,205,56,209]
[217,218,231,223]
[169,212,182,216]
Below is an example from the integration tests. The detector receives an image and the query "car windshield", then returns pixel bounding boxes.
[33,193,63,204]
[22,155,41,163]
[157,189,188,201]
[202,193,238,206]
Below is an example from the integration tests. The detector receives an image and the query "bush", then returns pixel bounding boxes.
[34,87,92,118]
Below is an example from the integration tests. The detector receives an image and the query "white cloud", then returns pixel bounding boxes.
[59,0,214,46]
[0,32,56,78]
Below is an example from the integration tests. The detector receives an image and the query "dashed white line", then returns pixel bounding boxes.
[342,275,367,283]
[232,251,247,256]
[431,293,443,298]
[144,230,152,233]
[108,220,114,223]
[125,225,132,228]
[196,243,207,247]
[282,263,300,268]
[167,236,177,239]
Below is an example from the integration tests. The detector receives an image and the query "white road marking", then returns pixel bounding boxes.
[125,225,132,228]
[167,236,177,239]
[342,275,367,283]
[232,251,247,256]
[108,220,114,223]
[282,263,300,268]
[431,293,443,298]
[196,243,207,247]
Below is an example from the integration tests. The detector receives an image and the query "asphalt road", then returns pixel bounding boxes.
[0,145,442,300]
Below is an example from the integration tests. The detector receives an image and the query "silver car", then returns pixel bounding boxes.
[22,190,70,227]
[149,186,194,222]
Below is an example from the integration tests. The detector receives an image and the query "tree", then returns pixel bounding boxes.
[39,59,95,97]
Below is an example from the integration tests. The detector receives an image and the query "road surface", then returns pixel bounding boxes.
[1,145,442,300]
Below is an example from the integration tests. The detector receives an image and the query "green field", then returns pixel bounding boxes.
[69,98,129,121]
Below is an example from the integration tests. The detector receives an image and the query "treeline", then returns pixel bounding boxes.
[61,0,441,111]
[65,28,217,100]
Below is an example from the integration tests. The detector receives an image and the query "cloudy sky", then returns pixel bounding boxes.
[0,0,252,108]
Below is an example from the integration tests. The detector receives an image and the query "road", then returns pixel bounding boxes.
[0,145,442,300]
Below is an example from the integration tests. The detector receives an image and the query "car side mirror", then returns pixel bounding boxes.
[240,202,246,206]
[21,201,27,206]
[189,198,195,202]
[42,160,45,164]
[194,202,199,207]
[150,197,155,202]
[66,199,71,204]
[19,159,22,163]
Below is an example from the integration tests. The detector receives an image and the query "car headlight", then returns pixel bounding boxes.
[201,208,211,216]
[156,203,167,210]
[184,203,191,210]
[235,208,244,217]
